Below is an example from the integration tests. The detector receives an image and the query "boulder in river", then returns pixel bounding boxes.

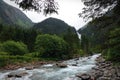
[25,66,34,70]
[76,73,91,80]
[56,63,67,68]
[72,64,77,66]
[7,70,28,78]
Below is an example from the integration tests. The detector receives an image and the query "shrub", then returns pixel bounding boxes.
[0,52,9,55]
[35,34,68,59]
[106,46,120,62]
[1,41,28,55]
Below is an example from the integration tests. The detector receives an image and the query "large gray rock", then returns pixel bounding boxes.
[76,73,91,80]
[56,63,67,68]
[7,70,28,78]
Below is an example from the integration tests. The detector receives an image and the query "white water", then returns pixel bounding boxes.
[0,54,100,80]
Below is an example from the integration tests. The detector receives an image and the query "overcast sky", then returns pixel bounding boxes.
[4,0,87,30]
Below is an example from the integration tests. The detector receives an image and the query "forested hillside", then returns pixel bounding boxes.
[33,18,76,35]
[78,10,120,63]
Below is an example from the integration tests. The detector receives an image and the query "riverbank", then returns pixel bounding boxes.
[0,54,120,80]
[0,54,100,80]
[0,60,56,71]
[90,55,120,80]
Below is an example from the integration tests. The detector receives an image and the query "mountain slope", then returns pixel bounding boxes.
[0,0,33,27]
[33,17,76,34]
[78,10,120,62]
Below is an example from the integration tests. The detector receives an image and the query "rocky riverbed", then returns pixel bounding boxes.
[0,61,55,70]
[0,54,100,80]
[89,55,120,80]
[0,54,119,80]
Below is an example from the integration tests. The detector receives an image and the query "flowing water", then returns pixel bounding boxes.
[76,32,81,39]
[0,54,100,80]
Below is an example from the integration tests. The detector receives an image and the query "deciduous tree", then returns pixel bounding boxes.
[10,0,58,15]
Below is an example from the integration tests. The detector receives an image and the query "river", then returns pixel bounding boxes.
[0,54,100,80]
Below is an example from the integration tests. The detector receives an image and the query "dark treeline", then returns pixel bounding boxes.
[0,24,41,52]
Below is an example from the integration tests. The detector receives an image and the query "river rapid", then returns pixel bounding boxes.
[0,54,100,80]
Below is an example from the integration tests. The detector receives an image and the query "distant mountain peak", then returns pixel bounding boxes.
[34,18,76,34]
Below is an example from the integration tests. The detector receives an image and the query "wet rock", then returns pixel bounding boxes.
[116,67,120,77]
[25,66,34,70]
[15,75,22,78]
[76,73,91,80]
[4,64,21,70]
[7,74,14,78]
[93,71,103,79]
[74,58,79,61]
[104,70,112,77]
[72,64,77,66]
[92,67,99,71]
[18,71,28,76]
[91,55,120,80]
[7,71,28,78]
[115,77,120,80]
[56,63,67,68]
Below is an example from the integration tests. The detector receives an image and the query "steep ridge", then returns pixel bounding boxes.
[0,0,33,27]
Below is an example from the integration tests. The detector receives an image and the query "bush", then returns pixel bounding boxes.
[0,55,9,67]
[35,34,68,59]
[24,52,40,57]
[106,46,120,62]
[1,41,28,55]
[0,52,9,55]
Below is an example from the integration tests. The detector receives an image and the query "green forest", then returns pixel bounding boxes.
[0,23,82,67]
[79,11,120,64]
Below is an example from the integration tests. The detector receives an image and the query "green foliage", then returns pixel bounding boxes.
[0,54,39,67]
[35,34,69,59]
[81,35,92,55]
[0,55,9,67]
[63,28,81,58]
[0,43,2,51]
[78,49,84,56]
[79,10,120,63]
[105,46,120,62]
[1,41,28,55]
[104,27,120,62]
[0,24,41,52]
[91,45,102,53]
[11,0,58,15]
[24,52,40,58]
[109,28,120,38]
[0,52,9,55]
